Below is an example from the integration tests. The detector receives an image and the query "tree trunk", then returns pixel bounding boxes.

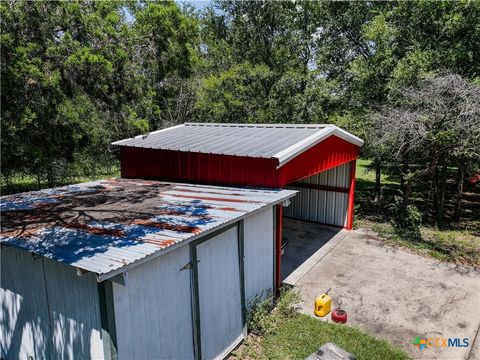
[402,180,412,212]
[400,152,409,190]
[453,165,464,220]
[400,152,410,210]
[437,163,447,227]
[433,166,439,223]
[36,173,42,190]
[374,158,381,203]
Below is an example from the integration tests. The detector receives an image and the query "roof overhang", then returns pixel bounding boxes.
[272,125,364,168]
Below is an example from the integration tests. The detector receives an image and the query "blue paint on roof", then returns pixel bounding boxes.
[1,178,296,279]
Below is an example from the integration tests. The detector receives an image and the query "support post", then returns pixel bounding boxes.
[346,159,357,230]
[275,204,283,294]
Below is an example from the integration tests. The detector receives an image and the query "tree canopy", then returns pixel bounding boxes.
[1,0,479,229]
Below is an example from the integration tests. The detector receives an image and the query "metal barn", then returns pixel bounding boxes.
[113,123,364,289]
[1,179,295,359]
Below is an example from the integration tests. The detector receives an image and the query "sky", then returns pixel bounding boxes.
[180,1,211,11]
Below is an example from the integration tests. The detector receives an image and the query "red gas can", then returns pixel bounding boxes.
[331,308,347,324]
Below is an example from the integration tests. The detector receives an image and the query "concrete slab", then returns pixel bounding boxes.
[292,229,480,360]
[282,218,345,282]
[306,342,356,360]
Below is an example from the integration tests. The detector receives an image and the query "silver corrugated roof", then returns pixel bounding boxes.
[112,123,364,167]
[1,178,296,281]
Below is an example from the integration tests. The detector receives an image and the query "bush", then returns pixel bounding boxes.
[246,288,300,336]
[390,196,422,240]
[247,292,276,336]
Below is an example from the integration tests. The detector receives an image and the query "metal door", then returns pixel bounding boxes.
[192,225,244,360]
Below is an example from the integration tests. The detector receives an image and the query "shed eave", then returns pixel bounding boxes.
[273,126,364,168]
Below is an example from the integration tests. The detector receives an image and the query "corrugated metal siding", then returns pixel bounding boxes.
[120,136,359,189]
[1,247,104,359]
[285,163,350,227]
[121,147,282,187]
[244,207,274,305]
[112,244,194,360]
[196,226,243,360]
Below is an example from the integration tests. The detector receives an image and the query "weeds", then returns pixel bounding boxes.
[246,288,300,336]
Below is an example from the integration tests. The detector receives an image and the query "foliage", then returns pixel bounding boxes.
[355,160,479,266]
[2,0,479,236]
[246,293,275,336]
[389,196,422,240]
[1,0,197,188]
[246,288,299,336]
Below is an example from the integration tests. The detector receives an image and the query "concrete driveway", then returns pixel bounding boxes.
[282,223,480,359]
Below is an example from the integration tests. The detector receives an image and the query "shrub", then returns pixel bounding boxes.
[246,292,275,335]
[389,196,422,240]
[246,288,300,336]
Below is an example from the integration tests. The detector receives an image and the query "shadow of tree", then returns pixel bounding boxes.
[0,179,221,268]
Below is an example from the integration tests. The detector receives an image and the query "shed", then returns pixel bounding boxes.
[112,123,364,288]
[0,178,295,359]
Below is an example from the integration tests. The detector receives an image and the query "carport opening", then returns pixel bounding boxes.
[281,219,342,281]
[279,162,355,282]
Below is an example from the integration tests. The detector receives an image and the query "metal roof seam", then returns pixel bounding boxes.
[111,124,185,146]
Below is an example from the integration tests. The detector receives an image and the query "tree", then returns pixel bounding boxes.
[1,0,198,188]
[373,73,480,225]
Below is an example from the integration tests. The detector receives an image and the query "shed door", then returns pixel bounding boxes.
[195,226,243,360]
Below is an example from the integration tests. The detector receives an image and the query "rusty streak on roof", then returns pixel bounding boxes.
[1,178,296,281]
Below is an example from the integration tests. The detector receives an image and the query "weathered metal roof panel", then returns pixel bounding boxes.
[1,179,296,280]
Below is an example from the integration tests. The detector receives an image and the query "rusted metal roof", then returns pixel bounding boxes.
[1,179,296,281]
[112,123,364,167]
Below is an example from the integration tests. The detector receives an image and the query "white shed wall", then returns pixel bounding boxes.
[112,244,194,360]
[284,163,350,227]
[0,246,104,360]
[244,207,274,304]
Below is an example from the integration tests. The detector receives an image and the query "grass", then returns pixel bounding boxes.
[232,289,411,360]
[355,158,480,267]
[365,221,480,266]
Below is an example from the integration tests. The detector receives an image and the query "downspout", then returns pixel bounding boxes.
[346,160,357,230]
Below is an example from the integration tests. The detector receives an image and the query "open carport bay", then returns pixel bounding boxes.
[284,226,480,360]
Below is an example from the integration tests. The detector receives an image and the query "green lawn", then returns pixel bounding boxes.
[233,290,410,360]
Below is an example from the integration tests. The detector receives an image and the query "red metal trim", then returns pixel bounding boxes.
[346,160,356,230]
[289,182,349,194]
[275,204,283,294]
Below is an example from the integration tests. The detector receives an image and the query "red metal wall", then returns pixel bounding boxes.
[120,135,359,188]
[120,147,281,187]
